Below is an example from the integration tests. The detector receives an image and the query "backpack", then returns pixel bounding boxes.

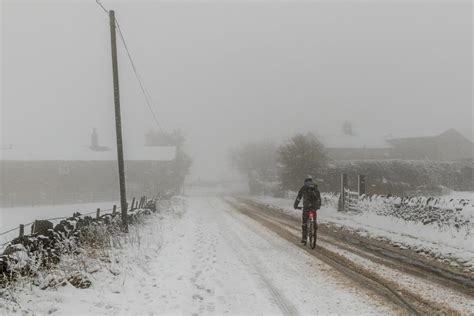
[303,184,320,209]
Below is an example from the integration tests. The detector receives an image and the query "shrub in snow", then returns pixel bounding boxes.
[0,198,161,288]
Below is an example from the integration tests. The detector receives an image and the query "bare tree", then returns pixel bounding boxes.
[278,133,327,191]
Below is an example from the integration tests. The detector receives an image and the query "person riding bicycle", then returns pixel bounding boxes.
[294,175,321,244]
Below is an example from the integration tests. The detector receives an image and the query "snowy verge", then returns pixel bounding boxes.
[0,197,186,315]
[0,201,121,249]
[249,194,474,270]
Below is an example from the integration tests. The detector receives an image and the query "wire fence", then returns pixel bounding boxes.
[0,204,122,250]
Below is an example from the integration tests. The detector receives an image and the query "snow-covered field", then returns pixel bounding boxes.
[0,201,118,249]
[251,193,474,269]
[0,195,394,315]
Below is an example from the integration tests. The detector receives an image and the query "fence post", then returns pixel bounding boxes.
[96,208,100,219]
[113,204,117,214]
[131,197,136,210]
[338,173,347,211]
[19,224,24,238]
[358,175,366,196]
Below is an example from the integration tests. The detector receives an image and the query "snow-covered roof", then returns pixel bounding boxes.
[0,145,176,161]
[387,129,474,145]
[319,133,392,149]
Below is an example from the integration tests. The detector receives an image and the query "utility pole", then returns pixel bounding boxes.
[109,10,128,232]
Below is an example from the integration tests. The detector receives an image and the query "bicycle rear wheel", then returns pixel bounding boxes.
[309,221,317,249]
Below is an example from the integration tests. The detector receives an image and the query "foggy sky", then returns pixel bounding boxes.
[1,1,472,180]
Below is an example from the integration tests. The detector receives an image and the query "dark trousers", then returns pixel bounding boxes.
[302,209,310,226]
[301,209,310,238]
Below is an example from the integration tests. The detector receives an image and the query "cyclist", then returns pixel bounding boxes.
[294,175,321,244]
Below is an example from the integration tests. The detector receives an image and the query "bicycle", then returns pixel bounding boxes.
[297,207,318,249]
[307,209,318,249]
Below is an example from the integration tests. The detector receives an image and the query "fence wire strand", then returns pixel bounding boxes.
[0,205,122,247]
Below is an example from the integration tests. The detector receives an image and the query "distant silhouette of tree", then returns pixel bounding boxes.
[277,133,328,191]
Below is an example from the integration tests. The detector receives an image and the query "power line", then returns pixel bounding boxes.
[95,0,164,132]
[96,0,108,14]
[115,19,164,132]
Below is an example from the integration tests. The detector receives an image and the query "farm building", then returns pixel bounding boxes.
[0,144,186,207]
[324,129,473,161]
[386,129,473,161]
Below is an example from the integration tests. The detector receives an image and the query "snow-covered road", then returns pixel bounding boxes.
[2,195,394,315]
[171,196,391,315]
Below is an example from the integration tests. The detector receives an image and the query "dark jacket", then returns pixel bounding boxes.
[294,183,321,210]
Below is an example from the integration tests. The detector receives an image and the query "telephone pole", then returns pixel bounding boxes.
[109,10,128,232]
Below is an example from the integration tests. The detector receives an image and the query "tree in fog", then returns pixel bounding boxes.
[229,141,277,194]
[145,131,191,194]
[278,133,328,191]
[174,149,193,193]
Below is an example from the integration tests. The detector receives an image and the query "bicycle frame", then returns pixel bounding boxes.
[308,209,317,222]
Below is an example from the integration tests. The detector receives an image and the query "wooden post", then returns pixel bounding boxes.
[19,224,24,238]
[338,173,348,211]
[358,175,366,197]
[131,197,136,210]
[113,204,117,214]
[109,10,128,232]
[32,220,37,234]
[96,208,100,219]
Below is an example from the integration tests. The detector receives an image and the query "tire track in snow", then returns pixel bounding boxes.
[224,198,432,315]
[237,197,474,313]
[207,198,300,316]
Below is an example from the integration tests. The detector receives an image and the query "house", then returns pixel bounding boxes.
[386,129,473,161]
[0,144,180,207]
[324,129,473,161]
[322,132,393,160]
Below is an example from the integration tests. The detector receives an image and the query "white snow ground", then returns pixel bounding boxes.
[1,194,393,315]
[251,195,474,269]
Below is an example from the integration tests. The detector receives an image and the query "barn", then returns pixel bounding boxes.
[0,145,182,207]
[325,129,473,161]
